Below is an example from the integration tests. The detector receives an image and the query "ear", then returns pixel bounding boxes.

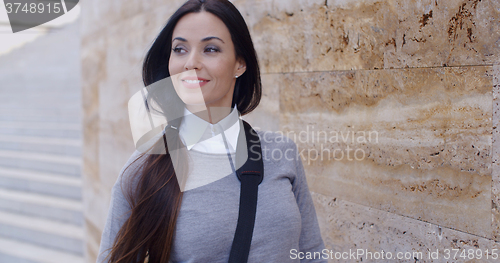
[235,57,246,77]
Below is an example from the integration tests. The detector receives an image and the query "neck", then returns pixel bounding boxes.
[186,104,232,124]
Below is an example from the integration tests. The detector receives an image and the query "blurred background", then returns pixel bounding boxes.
[0,0,499,262]
[0,0,83,262]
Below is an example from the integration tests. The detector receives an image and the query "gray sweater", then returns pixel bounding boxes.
[97,130,326,263]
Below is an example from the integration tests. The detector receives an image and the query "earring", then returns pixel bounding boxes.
[235,75,239,78]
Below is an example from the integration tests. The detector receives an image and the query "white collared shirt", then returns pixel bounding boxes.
[178,105,241,154]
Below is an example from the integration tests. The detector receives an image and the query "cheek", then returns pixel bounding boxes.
[212,59,236,78]
[168,56,183,75]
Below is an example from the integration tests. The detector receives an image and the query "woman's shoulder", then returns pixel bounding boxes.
[254,130,302,176]
[115,149,149,188]
[255,129,298,151]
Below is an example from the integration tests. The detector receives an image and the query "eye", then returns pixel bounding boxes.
[172,46,186,53]
[205,46,220,53]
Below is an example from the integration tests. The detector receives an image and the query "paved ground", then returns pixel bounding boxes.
[0,20,84,263]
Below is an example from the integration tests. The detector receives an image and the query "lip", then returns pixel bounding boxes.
[182,76,209,81]
[181,77,210,89]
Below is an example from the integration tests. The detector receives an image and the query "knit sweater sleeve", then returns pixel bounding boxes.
[290,141,327,262]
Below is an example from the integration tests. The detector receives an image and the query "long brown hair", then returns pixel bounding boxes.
[106,0,261,262]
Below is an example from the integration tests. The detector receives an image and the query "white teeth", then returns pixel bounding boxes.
[183,79,206,83]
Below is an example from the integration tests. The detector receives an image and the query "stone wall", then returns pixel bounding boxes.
[81,0,500,262]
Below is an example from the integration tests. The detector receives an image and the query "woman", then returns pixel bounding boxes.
[97,0,326,262]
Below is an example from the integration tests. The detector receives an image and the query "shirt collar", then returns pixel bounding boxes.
[179,105,240,151]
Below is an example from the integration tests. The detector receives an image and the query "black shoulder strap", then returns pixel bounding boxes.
[228,120,263,263]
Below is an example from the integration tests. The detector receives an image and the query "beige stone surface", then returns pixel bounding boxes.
[312,192,500,263]
[80,0,186,37]
[279,66,493,237]
[280,66,492,170]
[81,24,105,262]
[233,0,500,73]
[492,64,500,241]
[242,73,280,132]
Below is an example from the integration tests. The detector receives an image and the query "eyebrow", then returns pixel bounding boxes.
[172,36,225,44]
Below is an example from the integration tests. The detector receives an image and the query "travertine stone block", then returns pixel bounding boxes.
[80,0,186,37]
[233,0,500,73]
[81,31,105,263]
[312,192,500,263]
[84,217,102,262]
[492,64,500,241]
[280,66,492,171]
[242,74,280,132]
[280,66,493,237]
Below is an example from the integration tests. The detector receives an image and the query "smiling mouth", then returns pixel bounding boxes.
[182,79,209,83]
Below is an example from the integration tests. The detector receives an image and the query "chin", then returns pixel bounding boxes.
[181,99,206,106]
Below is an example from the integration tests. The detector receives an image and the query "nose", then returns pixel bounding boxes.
[184,51,202,71]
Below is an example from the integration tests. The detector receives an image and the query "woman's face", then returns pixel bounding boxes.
[169,11,246,110]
